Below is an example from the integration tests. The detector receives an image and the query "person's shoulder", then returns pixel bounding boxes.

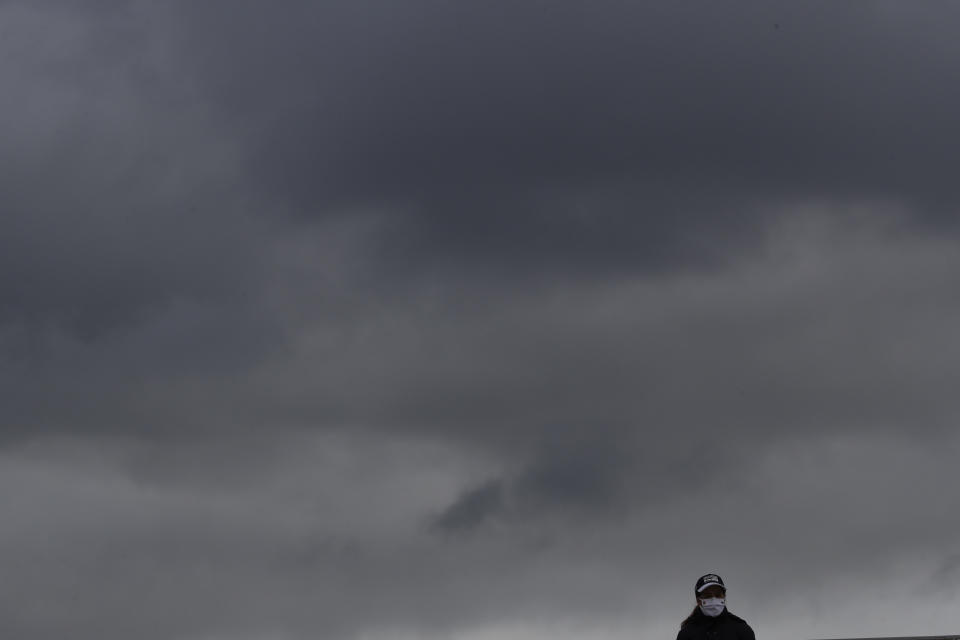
[724,611,748,624]
[723,612,755,639]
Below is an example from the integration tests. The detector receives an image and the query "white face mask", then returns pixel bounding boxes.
[699,597,725,617]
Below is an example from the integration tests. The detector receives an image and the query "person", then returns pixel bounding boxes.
[677,573,755,640]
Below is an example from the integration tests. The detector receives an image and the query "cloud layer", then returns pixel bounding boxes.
[2,2,960,639]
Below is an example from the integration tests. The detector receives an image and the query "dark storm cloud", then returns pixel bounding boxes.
[0,1,273,338]
[431,444,630,534]
[5,0,960,332]
[431,435,718,534]
[162,0,960,274]
[178,1,960,196]
[430,478,506,533]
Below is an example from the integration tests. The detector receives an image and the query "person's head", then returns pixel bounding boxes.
[694,573,727,617]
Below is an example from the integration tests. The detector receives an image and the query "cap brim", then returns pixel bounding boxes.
[696,582,725,593]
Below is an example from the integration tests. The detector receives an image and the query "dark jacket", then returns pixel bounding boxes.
[677,608,755,640]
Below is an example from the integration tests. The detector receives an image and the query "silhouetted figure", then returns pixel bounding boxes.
[678,574,756,640]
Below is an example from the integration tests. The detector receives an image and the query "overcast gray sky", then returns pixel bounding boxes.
[3,1,960,639]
